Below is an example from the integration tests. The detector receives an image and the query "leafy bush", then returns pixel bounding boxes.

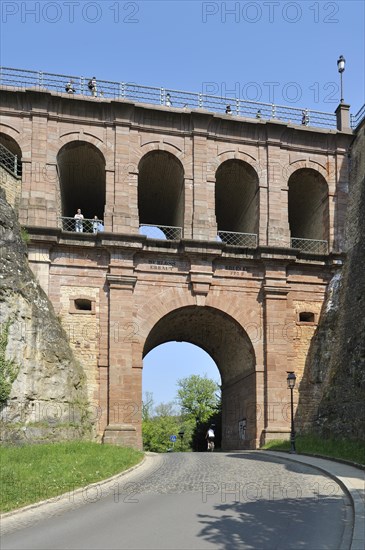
[0,321,19,403]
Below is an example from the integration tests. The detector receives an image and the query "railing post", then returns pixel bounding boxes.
[160,88,164,105]
[198,93,203,108]
[236,98,240,116]
[38,71,43,88]
[120,82,125,98]
[271,104,276,119]
[80,77,84,96]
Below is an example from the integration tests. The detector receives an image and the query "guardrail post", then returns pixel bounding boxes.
[236,98,240,116]
[271,104,276,119]
[38,71,43,88]
[120,82,125,98]
[160,88,164,105]
[80,77,84,96]
[198,93,203,108]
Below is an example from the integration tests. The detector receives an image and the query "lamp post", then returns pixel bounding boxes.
[287,371,296,454]
[337,55,346,103]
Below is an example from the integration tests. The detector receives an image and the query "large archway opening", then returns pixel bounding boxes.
[57,141,106,221]
[143,305,257,450]
[143,342,221,451]
[138,151,184,239]
[215,160,259,246]
[288,168,329,250]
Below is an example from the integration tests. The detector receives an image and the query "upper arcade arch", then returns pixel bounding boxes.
[288,168,329,243]
[0,132,22,177]
[138,150,185,236]
[57,140,106,220]
[215,159,259,241]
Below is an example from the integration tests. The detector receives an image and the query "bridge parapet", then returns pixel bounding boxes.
[0,66,349,130]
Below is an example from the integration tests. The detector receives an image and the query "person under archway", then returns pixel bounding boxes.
[74,209,84,232]
[206,425,215,451]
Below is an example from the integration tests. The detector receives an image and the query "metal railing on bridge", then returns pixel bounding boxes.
[0,142,21,178]
[291,237,328,254]
[61,217,104,234]
[139,224,182,240]
[218,231,258,248]
[350,104,365,129]
[0,66,342,130]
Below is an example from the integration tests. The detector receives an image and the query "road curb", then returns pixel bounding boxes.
[263,450,365,550]
[0,453,149,530]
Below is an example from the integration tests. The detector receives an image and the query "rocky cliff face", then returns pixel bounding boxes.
[0,188,94,444]
[297,122,365,439]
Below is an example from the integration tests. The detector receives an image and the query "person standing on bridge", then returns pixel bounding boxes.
[65,80,75,94]
[74,209,84,232]
[88,77,97,97]
[92,215,99,234]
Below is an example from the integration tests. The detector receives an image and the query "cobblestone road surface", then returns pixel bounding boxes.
[1,452,352,549]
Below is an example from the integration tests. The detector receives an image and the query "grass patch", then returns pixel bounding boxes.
[0,441,144,513]
[263,434,365,466]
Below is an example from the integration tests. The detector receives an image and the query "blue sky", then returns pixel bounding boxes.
[1,1,364,112]
[1,1,364,406]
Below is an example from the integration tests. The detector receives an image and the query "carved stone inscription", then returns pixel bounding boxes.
[135,256,189,272]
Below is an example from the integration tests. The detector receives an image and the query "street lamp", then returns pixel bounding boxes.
[287,371,296,454]
[337,55,346,103]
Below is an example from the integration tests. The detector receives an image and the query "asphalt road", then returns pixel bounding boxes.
[1,452,352,550]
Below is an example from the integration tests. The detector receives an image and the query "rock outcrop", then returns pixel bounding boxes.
[297,121,365,439]
[0,188,94,443]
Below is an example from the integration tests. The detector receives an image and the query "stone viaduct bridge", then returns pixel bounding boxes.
[0,68,359,450]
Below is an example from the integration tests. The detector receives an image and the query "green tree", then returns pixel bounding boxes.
[142,391,154,421]
[177,374,220,424]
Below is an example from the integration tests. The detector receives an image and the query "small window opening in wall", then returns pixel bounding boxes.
[74,299,92,311]
[299,312,315,323]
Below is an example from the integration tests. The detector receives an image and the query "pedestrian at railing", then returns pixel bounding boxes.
[88,77,97,97]
[65,80,75,94]
[74,209,84,232]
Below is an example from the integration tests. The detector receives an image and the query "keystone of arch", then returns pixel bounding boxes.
[134,287,257,356]
[135,140,191,175]
[47,131,108,165]
[209,149,264,181]
[283,159,331,183]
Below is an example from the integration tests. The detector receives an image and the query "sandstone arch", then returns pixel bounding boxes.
[0,132,22,177]
[138,150,185,234]
[288,168,329,242]
[215,159,259,239]
[57,140,106,220]
[143,305,257,449]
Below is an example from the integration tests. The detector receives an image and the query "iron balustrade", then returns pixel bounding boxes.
[0,66,343,130]
[61,217,104,234]
[351,104,365,129]
[218,231,257,248]
[291,237,328,254]
[0,142,20,178]
[139,224,182,240]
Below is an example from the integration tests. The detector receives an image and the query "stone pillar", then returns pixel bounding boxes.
[103,262,141,448]
[109,111,139,234]
[261,264,292,443]
[335,103,351,132]
[192,114,217,240]
[266,138,290,247]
